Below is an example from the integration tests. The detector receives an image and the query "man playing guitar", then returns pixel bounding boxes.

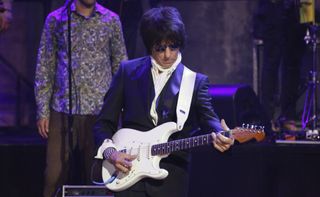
[94,6,235,197]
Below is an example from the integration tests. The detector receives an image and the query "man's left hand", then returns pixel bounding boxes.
[211,119,234,152]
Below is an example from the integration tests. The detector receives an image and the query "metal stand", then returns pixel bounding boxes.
[302,24,320,140]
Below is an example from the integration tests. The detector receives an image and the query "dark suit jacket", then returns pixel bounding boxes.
[94,56,222,196]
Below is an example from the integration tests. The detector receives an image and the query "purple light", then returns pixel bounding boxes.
[209,85,244,96]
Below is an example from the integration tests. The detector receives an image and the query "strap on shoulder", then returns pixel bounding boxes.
[176,66,196,131]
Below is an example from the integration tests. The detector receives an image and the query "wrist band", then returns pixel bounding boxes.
[103,147,116,160]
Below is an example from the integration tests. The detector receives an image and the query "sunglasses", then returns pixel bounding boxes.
[153,43,180,52]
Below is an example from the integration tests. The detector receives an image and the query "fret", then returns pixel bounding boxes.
[175,140,180,151]
[186,139,190,149]
[179,139,183,150]
[205,134,211,145]
[177,139,181,150]
[161,144,166,154]
[194,136,199,146]
[185,139,188,148]
[158,145,161,154]
[175,141,180,151]
[194,136,198,147]
[191,137,194,148]
[173,141,177,151]
[203,135,208,145]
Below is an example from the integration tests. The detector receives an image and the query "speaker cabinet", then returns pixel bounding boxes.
[62,185,113,197]
[209,84,267,129]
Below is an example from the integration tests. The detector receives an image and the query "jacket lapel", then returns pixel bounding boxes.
[137,57,155,123]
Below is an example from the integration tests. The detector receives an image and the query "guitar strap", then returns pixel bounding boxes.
[176,66,196,131]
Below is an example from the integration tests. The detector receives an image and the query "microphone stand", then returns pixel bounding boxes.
[302,24,320,140]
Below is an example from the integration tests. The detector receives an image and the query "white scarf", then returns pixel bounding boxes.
[150,52,182,125]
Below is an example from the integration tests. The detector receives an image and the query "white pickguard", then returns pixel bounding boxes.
[102,122,178,192]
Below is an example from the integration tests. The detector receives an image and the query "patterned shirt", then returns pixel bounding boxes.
[35,3,127,119]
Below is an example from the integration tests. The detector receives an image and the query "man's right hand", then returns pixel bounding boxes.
[109,151,136,173]
[37,118,49,139]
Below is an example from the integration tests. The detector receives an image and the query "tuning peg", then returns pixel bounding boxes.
[242,123,250,129]
[260,126,265,132]
[242,123,249,129]
[240,123,265,133]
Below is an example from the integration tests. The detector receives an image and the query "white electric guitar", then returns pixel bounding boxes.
[102,122,265,192]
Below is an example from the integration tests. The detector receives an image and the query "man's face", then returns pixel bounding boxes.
[151,41,180,69]
[77,0,96,8]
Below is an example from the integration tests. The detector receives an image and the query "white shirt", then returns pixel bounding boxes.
[150,53,182,125]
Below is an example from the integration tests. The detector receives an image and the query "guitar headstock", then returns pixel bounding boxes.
[231,124,265,143]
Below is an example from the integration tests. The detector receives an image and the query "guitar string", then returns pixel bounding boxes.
[121,129,263,154]
[121,138,212,155]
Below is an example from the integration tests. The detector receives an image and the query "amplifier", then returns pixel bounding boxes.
[62,185,113,197]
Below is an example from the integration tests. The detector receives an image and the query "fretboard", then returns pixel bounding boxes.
[151,133,214,156]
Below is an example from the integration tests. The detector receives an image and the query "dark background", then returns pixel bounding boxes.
[0,0,260,129]
[1,1,320,197]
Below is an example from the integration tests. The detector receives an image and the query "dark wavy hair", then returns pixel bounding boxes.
[139,7,187,54]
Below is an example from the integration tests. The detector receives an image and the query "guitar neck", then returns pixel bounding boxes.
[151,131,230,156]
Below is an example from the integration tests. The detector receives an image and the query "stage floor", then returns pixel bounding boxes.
[1,127,320,197]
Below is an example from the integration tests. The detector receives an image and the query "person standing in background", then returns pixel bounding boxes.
[34,0,127,196]
[253,0,307,133]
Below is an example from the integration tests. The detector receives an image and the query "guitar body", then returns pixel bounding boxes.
[102,122,178,192]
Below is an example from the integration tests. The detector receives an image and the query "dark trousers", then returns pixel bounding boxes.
[261,27,306,121]
[43,110,96,197]
[259,2,306,121]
